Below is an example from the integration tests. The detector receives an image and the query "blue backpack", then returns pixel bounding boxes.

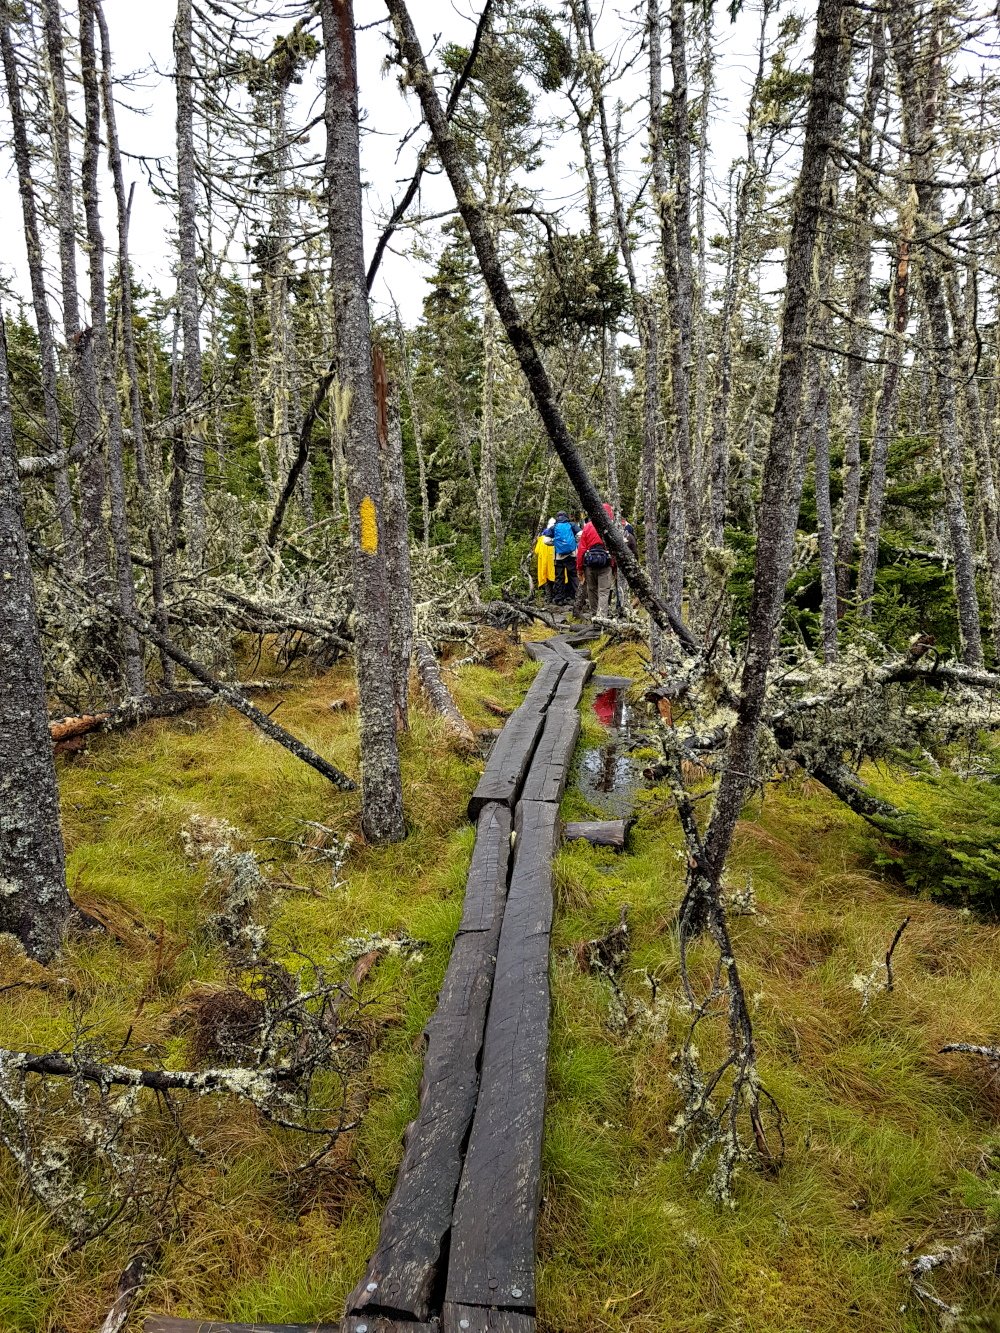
[553,520,577,557]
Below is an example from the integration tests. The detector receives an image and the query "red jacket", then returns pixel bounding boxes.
[576,503,616,575]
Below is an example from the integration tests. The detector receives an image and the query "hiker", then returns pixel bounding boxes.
[576,503,616,619]
[533,519,556,602]
[552,510,578,605]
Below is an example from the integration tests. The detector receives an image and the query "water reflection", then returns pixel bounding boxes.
[577,684,640,816]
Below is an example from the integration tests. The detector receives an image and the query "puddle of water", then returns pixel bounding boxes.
[576,684,641,817]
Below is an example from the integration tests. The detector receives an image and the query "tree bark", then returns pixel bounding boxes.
[0,308,72,963]
[888,0,983,666]
[835,18,885,609]
[376,351,413,729]
[174,0,206,567]
[322,0,405,843]
[702,0,851,876]
[94,0,172,686]
[41,0,107,591]
[857,180,913,617]
[0,6,77,565]
[79,0,145,696]
[414,640,475,746]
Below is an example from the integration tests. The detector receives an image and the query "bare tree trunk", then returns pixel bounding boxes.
[703,0,851,875]
[888,0,983,666]
[691,12,712,481]
[813,377,838,662]
[41,0,107,591]
[79,0,144,696]
[174,0,206,567]
[857,183,912,617]
[665,0,698,567]
[602,328,621,515]
[0,308,72,963]
[707,2,774,548]
[395,311,430,549]
[376,352,413,729]
[246,280,276,501]
[0,8,77,565]
[93,0,172,688]
[835,17,885,608]
[479,297,498,585]
[322,0,404,843]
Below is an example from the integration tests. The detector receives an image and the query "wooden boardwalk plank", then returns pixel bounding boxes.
[521,706,580,804]
[467,707,547,818]
[445,802,560,1313]
[442,1305,535,1332]
[458,804,513,934]
[347,813,511,1321]
[343,1319,438,1332]
[518,658,565,713]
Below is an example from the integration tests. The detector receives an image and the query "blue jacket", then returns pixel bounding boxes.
[553,520,577,557]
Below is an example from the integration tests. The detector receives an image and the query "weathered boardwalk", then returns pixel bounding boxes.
[146,635,593,1333]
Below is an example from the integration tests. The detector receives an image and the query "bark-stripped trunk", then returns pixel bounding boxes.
[174,0,205,566]
[691,14,712,480]
[888,1,982,666]
[665,0,698,568]
[376,352,413,728]
[706,1,772,547]
[857,183,912,616]
[246,280,276,501]
[386,0,698,654]
[79,0,144,696]
[813,378,838,662]
[479,297,498,585]
[947,267,1000,654]
[322,0,404,843]
[0,309,72,963]
[602,327,621,515]
[835,17,885,608]
[41,0,106,590]
[0,10,76,563]
[93,0,172,687]
[703,0,851,875]
[395,313,430,548]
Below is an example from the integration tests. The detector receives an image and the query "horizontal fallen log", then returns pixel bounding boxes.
[414,638,476,745]
[563,819,630,851]
[0,1047,299,1094]
[49,685,282,745]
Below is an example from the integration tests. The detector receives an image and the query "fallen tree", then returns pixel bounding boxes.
[414,638,476,746]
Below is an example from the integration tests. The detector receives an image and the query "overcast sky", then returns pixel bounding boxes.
[0,1,781,329]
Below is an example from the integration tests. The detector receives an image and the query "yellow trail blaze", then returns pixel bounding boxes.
[359,495,378,553]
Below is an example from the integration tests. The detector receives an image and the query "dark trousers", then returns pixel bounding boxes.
[553,556,577,603]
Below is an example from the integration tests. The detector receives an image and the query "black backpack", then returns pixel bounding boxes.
[584,542,610,569]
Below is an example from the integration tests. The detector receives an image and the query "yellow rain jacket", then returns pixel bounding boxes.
[534,533,555,587]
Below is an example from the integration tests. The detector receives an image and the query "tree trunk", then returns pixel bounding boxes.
[414,640,475,746]
[888,0,983,666]
[174,0,206,567]
[322,0,405,843]
[93,0,174,687]
[376,351,413,729]
[835,18,885,609]
[0,8,77,565]
[602,328,621,515]
[396,312,430,549]
[703,0,851,876]
[857,180,913,617]
[813,378,838,662]
[79,0,145,696]
[41,0,107,591]
[0,308,72,963]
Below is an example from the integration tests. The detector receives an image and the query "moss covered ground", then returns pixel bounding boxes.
[2,633,999,1331]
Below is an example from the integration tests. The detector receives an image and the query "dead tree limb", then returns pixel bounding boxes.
[414,638,476,746]
[384,0,700,655]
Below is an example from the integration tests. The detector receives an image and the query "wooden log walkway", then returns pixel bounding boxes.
[146,635,593,1333]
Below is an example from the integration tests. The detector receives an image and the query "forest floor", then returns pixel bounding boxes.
[2,627,1000,1333]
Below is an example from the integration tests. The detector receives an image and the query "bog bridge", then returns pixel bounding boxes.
[148,633,600,1333]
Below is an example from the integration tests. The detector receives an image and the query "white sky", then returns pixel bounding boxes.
[0,0,781,330]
